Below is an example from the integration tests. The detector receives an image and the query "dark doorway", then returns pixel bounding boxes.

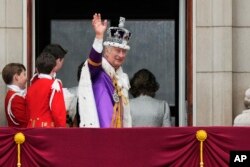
[35,0,180,126]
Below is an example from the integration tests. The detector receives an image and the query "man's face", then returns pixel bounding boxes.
[105,47,127,70]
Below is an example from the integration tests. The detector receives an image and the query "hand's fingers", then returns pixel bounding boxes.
[93,13,101,23]
[92,13,99,26]
[103,20,108,27]
[96,13,101,23]
[92,13,106,27]
[92,13,98,21]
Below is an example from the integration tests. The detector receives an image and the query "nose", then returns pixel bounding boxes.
[117,50,126,58]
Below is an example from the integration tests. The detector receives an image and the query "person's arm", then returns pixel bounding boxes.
[11,95,28,127]
[162,102,171,127]
[88,13,108,78]
[50,81,67,127]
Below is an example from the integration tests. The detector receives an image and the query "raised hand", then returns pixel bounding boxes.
[92,13,108,40]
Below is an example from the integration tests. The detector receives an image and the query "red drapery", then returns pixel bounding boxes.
[0,127,249,167]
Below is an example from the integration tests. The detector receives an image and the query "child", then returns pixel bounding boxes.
[2,63,28,127]
[30,44,67,84]
[26,52,66,127]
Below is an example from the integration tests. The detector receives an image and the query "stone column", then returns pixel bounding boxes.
[0,0,23,126]
[195,0,232,125]
[232,0,250,121]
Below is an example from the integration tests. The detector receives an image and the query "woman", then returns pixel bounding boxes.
[129,69,171,127]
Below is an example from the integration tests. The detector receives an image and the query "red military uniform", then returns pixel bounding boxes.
[26,74,66,127]
[30,73,39,85]
[4,86,28,128]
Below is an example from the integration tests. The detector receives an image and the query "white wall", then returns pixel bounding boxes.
[0,0,23,126]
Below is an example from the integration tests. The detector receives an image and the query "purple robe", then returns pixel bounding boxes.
[88,48,115,127]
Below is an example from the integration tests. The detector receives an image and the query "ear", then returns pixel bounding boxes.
[56,58,60,64]
[13,74,19,82]
[57,58,64,63]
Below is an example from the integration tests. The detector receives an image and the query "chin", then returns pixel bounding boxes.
[115,64,122,68]
[113,66,119,70]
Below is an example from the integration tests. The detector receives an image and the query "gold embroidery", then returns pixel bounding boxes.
[30,119,55,127]
[111,78,127,128]
[88,58,102,66]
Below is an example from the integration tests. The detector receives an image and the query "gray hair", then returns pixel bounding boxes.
[244,88,250,109]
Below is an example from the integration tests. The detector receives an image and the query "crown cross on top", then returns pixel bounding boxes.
[118,17,125,28]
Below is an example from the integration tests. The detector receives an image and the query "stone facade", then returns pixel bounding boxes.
[195,0,233,125]
[0,0,23,126]
[195,0,250,125]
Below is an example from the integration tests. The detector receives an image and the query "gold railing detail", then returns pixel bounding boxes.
[196,130,207,167]
[14,132,26,167]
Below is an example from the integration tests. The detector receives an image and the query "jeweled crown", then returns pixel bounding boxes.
[103,17,132,50]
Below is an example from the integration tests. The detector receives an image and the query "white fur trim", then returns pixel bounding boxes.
[103,41,130,50]
[78,60,100,127]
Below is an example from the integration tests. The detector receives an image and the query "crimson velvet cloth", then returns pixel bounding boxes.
[0,127,250,167]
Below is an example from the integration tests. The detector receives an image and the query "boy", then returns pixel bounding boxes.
[30,44,67,84]
[26,52,66,127]
[2,63,28,127]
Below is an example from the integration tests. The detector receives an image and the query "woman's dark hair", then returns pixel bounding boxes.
[129,69,159,98]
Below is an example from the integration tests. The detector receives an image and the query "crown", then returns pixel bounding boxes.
[103,17,132,50]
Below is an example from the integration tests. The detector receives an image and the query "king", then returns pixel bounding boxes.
[78,13,132,128]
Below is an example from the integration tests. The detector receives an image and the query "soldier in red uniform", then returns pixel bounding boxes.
[26,52,66,127]
[2,63,28,127]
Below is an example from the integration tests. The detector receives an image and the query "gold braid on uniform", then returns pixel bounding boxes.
[88,58,102,67]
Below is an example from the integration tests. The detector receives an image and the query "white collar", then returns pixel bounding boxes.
[38,73,53,80]
[7,84,26,96]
